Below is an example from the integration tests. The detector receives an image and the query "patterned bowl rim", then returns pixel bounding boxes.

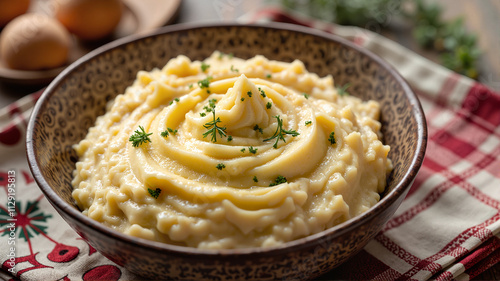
[26,22,427,258]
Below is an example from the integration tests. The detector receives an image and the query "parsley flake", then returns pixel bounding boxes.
[259,88,266,97]
[241,148,246,153]
[305,121,312,126]
[231,65,239,72]
[208,98,217,108]
[197,76,212,93]
[167,128,178,135]
[266,102,272,109]
[264,115,300,149]
[148,188,161,199]
[253,124,263,134]
[201,62,210,72]
[266,74,272,78]
[328,131,336,145]
[129,126,152,147]
[303,93,310,99]
[216,163,226,170]
[248,146,258,154]
[337,83,351,96]
[160,130,169,137]
[269,175,287,187]
[200,112,206,117]
[227,135,233,142]
[241,98,245,102]
[253,176,258,183]
[247,91,252,97]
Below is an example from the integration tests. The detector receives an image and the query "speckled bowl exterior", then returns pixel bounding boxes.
[26,23,427,280]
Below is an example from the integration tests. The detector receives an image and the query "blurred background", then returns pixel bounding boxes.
[0,0,498,107]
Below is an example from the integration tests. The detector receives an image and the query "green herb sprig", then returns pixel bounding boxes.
[202,102,227,143]
[129,126,152,147]
[264,115,300,148]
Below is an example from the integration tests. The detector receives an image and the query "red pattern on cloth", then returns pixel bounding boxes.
[1,8,499,280]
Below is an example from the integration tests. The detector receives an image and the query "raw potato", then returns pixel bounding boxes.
[54,0,123,41]
[0,13,71,70]
[0,0,31,27]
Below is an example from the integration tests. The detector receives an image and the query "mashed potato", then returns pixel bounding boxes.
[72,53,392,249]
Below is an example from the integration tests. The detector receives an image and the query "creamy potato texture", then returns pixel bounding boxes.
[72,53,392,249]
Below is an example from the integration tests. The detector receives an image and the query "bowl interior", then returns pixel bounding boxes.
[27,24,425,251]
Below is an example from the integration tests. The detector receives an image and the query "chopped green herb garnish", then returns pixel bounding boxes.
[266,74,272,79]
[227,135,233,142]
[197,76,212,93]
[201,62,210,72]
[203,99,217,113]
[148,188,161,199]
[202,107,227,143]
[167,128,178,135]
[305,121,312,126]
[216,163,226,170]
[266,102,272,109]
[208,98,217,108]
[337,83,351,96]
[303,93,310,99]
[328,131,336,145]
[269,175,287,187]
[253,176,259,183]
[253,124,263,134]
[264,115,300,149]
[189,84,193,89]
[247,91,252,97]
[241,98,245,102]
[169,98,180,105]
[241,148,246,153]
[160,130,169,137]
[231,65,239,72]
[248,146,258,154]
[259,88,266,97]
[129,126,152,147]
[200,112,207,117]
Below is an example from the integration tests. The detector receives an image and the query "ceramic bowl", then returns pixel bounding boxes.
[26,23,427,280]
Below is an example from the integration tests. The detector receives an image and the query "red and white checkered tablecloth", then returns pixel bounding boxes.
[1,7,500,281]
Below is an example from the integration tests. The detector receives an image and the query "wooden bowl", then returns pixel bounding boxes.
[26,23,427,280]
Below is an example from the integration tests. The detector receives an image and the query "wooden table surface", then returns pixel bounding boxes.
[1,0,499,278]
